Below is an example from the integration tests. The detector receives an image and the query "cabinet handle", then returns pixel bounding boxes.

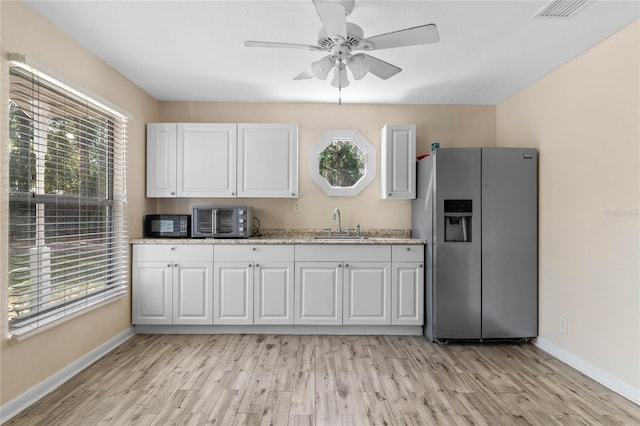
[249,264,253,267]
[232,192,235,196]
[171,247,175,251]
[345,263,350,267]
[338,264,342,268]
[174,264,178,267]
[406,247,411,251]
[292,192,295,196]
[256,264,260,267]
[171,192,175,195]
[167,264,171,268]
[252,247,257,251]
[419,264,423,268]
[388,193,392,196]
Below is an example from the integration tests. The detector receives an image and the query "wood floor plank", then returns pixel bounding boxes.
[7,334,640,426]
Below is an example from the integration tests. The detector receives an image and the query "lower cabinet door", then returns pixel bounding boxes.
[294,262,342,325]
[392,262,424,325]
[214,262,254,324]
[343,262,391,325]
[133,261,172,325]
[254,262,294,324]
[172,262,213,325]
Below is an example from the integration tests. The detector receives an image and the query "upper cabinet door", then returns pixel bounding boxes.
[381,124,416,199]
[147,123,177,197]
[237,123,298,198]
[177,123,237,198]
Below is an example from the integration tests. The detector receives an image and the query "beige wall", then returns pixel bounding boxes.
[497,21,640,390]
[0,1,158,405]
[155,102,495,230]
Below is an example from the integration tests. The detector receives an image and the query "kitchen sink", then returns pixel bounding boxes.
[313,235,368,241]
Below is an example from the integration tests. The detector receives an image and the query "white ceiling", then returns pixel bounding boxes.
[25,0,639,105]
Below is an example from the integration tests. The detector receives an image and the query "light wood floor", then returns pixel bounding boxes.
[7,334,640,425]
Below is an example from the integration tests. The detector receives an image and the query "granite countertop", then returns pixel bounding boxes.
[130,229,426,245]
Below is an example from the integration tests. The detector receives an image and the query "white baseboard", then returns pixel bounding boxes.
[135,324,423,336]
[535,337,640,405]
[0,327,135,424]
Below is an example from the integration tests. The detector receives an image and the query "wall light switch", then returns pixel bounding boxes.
[293,200,301,213]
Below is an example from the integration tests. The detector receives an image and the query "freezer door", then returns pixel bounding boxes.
[433,148,482,339]
[481,148,538,338]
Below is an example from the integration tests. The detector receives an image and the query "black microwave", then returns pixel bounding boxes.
[145,215,191,238]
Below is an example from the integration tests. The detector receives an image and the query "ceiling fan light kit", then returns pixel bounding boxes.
[244,0,440,103]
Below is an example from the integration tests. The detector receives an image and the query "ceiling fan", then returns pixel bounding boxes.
[244,0,440,101]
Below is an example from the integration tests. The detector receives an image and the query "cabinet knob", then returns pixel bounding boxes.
[338,264,342,268]
[252,247,257,251]
[256,264,260,267]
[406,247,411,251]
[249,264,253,267]
[171,192,175,195]
[345,263,349,268]
[174,264,178,267]
[171,247,175,251]
[232,192,235,196]
[388,193,392,196]
[167,264,171,268]
[419,264,423,268]
[292,192,295,196]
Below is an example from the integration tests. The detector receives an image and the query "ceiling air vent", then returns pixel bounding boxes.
[534,0,590,18]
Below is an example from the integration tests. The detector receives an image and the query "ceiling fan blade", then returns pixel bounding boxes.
[359,24,439,51]
[359,54,402,80]
[294,68,314,80]
[313,0,347,39]
[244,40,323,51]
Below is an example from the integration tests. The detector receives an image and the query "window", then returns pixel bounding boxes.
[7,60,128,336]
[309,130,376,196]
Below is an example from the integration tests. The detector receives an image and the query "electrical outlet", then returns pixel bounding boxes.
[293,200,301,213]
[560,318,568,335]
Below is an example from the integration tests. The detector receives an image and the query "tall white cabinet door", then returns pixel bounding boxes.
[146,123,177,197]
[177,123,237,197]
[392,262,424,325]
[294,262,342,325]
[254,262,294,324]
[214,262,254,324]
[172,262,213,325]
[381,124,416,199]
[133,262,172,324]
[237,123,298,198]
[343,262,391,325]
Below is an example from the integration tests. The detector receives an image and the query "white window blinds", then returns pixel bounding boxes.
[8,60,128,336]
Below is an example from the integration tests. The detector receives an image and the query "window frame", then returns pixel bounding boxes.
[6,59,129,338]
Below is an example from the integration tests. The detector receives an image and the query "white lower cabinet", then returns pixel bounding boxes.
[254,262,294,324]
[133,262,172,324]
[133,245,213,325]
[295,262,343,325]
[213,262,253,324]
[343,262,391,325]
[133,242,424,329]
[391,245,424,325]
[214,245,294,325]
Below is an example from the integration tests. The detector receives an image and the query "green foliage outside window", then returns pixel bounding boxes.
[318,139,366,187]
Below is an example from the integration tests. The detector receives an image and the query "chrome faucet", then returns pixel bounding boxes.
[333,208,342,234]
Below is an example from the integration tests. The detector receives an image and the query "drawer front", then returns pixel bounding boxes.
[133,244,213,262]
[214,244,294,262]
[295,245,390,262]
[392,245,424,262]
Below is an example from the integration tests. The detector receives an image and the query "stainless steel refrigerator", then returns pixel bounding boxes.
[412,148,537,341]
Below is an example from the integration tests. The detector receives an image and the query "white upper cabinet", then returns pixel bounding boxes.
[146,123,177,197]
[381,124,416,199]
[238,123,298,198]
[147,122,297,198]
[177,123,237,198]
